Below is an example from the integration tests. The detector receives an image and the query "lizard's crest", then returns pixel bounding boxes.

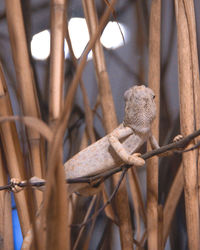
[123,85,156,134]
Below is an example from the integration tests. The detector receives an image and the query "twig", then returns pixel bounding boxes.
[1,128,200,191]
[70,167,127,228]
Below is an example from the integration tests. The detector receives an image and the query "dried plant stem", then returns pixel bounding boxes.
[158,205,163,250]
[42,2,118,249]
[82,1,134,248]
[0,64,31,235]
[65,20,95,143]
[72,195,97,250]
[0,149,13,250]
[175,0,200,249]
[49,0,66,124]
[163,164,184,245]
[5,0,43,207]
[128,170,141,243]
[45,1,70,249]
[182,0,200,204]
[147,0,161,249]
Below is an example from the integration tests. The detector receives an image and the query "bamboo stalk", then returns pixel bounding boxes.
[82,1,134,248]
[0,148,13,250]
[175,0,200,249]
[5,0,44,207]
[65,18,95,143]
[0,63,31,235]
[147,0,161,249]
[128,170,141,243]
[163,164,184,245]
[44,1,69,249]
[181,0,200,205]
[49,0,66,125]
[42,2,117,249]
[158,205,163,250]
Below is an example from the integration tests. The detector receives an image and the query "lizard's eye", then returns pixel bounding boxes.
[152,95,155,99]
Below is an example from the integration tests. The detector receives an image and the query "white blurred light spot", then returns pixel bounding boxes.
[31,30,50,60]
[31,18,129,61]
[100,21,128,49]
[68,18,92,59]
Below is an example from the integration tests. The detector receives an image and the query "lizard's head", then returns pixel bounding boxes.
[123,85,156,133]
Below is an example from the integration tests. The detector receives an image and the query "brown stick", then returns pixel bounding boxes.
[49,0,66,125]
[0,63,31,235]
[5,0,44,208]
[82,1,134,248]
[182,0,200,211]
[147,0,161,249]
[2,127,200,191]
[45,1,69,249]
[0,149,13,250]
[162,164,184,246]
[175,0,200,249]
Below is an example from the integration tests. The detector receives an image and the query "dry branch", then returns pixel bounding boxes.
[82,1,134,248]
[175,0,200,249]
[0,63,31,235]
[147,0,161,248]
[2,127,200,191]
[5,0,44,209]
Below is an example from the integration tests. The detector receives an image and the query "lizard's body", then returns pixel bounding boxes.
[65,85,158,187]
[65,123,150,179]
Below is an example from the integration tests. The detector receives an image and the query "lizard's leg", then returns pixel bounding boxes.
[108,127,145,167]
[149,134,184,156]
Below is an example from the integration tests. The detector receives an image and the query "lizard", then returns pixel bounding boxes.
[11,85,164,195]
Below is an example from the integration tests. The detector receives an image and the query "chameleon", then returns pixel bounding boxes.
[11,84,162,195]
[65,85,158,178]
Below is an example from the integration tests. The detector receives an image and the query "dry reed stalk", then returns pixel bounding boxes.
[0,63,31,235]
[158,205,163,250]
[65,20,95,143]
[163,164,184,245]
[43,1,69,248]
[82,0,117,132]
[175,0,200,248]
[82,1,134,248]
[42,1,116,248]
[102,187,118,224]
[0,148,13,250]
[131,168,146,225]
[72,195,97,250]
[181,0,200,203]
[128,170,141,243]
[5,0,43,207]
[82,194,101,250]
[49,0,66,125]
[147,0,161,249]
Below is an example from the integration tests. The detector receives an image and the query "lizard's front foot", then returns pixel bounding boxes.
[10,178,25,192]
[128,153,145,167]
[173,134,183,142]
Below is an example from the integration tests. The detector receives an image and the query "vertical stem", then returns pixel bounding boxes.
[175,0,200,249]
[182,0,200,205]
[0,63,31,235]
[45,1,69,249]
[0,149,13,250]
[5,0,43,207]
[49,0,66,125]
[147,0,161,249]
[163,164,184,245]
[82,1,134,248]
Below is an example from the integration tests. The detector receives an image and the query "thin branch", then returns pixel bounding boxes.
[70,167,127,228]
[1,128,200,191]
